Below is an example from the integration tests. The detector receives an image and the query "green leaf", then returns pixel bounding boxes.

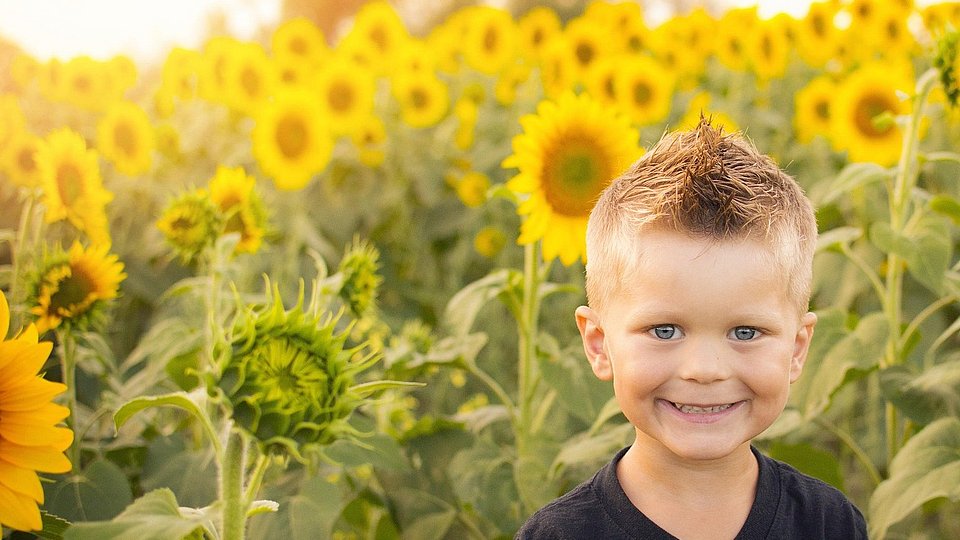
[45,459,133,522]
[36,511,71,540]
[63,489,212,540]
[880,359,960,426]
[443,269,513,335]
[815,162,892,207]
[868,417,960,539]
[869,221,914,260]
[350,379,426,397]
[551,422,633,479]
[902,214,952,295]
[536,333,611,424]
[247,500,280,517]
[930,194,960,225]
[791,310,884,419]
[768,441,845,491]
[816,226,863,252]
[114,390,207,434]
[247,474,341,540]
[140,433,218,509]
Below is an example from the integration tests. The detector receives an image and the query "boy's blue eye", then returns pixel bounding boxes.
[651,325,680,340]
[731,327,758,341]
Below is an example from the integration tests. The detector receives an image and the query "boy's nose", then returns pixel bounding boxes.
[677,341,732,383]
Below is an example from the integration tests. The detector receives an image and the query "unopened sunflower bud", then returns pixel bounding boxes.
[156,189,223,262]
[337,238,382,317]
[935,29,960,108]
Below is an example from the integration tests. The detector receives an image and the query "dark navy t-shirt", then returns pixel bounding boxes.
[515,446,867,539]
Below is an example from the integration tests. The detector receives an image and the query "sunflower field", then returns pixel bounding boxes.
[1,0,960,538]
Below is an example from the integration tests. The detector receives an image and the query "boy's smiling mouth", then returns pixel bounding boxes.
[666,400,743,414]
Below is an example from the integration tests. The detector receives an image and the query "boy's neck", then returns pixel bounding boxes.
[617,434,759,539]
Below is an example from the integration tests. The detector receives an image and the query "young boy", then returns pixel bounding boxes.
[516,119,867,539]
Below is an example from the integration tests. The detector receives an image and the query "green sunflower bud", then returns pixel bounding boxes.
[156,189,223,263]
[216,281,378,460]
[337,238,383,317]
[934,28,960,108]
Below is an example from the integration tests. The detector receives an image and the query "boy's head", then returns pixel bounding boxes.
[585,118,817,315]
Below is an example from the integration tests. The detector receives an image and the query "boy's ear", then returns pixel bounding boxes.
[789,311,818,383]
[576,306,613,381]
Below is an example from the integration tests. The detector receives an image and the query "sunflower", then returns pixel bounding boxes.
[794,75,836,143]
[454,170,490,208]
[830,62,911,166]
[346,1,410,75]
[208,165,267,255]
[749,18,791,83]
[216,282,381,460]
[935,28,960,108]
[473,226,506,258]
[271,17,327,68]
[454,97,478,150]
[0,94,26,149]
[538,37,577,99]
[564,17,618,83]
[251,86,333,190]
[36,128,113,244]
[495,62,533,106]
[223,42,277,117]
[10,52,40,90]
[503,92,642,265]
[394,38,438,75]
[156,189,223,262]
[517,6,562,61]
[675,92,740,134]
[337,238,383,317]
[107,55,138,93]
[460,6,518,75]
[795,1,840,68]
[613,54,674,126]
[29,242,125,334]
[349,114,387,168]
[60,56,113,112]
[2,130,43,189]
[198,36,241,104]
[311,54,375,136]
[715,7,758,73]
[0,290,72,532]
[390,71,449,129]
[38,59,65,103]
[583,56,619,108]
[160,47,201,102]
[96,101,155,177]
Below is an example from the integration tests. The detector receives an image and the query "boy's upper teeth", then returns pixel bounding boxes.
[672,402,733,414]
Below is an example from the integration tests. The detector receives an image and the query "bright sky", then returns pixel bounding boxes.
[0,0,280,63]
[0,0,812,65]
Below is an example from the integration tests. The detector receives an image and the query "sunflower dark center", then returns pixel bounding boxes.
[575,42,594,67]
[241,66,261,98]
[633,81,652,105]
[411,88,429,110]
[276,114,308,159]
[56,163,84,205]
[854,92,894,139]
[17,148,36,172]
[49,267,96,315]
[328,81,356,112]
[483,26,498,52]
[290,37,307,56]
[815,100,829,121]
[542,141,607,217]
[114,122,138,157]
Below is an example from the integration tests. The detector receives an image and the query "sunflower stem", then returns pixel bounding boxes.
[58,329,81,472]
[514,242,542,515]
[220,428,248,540]
[881,67,939,466]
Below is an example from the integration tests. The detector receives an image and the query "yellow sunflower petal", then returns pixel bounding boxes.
[0,459,44,503]
[0,482,41,532]
[0,340,51,382]
[0,377,66,411]
[0,440,71,473]
[0,287,8,338]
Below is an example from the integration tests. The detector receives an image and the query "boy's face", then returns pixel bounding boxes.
[576,230,817,462]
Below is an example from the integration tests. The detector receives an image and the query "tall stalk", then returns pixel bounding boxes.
[220,428,248,540]
[514,241,542,515]
[58,328,81,472]
[881,68,939,465]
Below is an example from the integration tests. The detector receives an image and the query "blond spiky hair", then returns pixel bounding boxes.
[585,117,818,313]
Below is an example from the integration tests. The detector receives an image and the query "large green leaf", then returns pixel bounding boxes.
[247,474,341,540]
[868,417,960,539]
[880,358,960,426]
[140,433,218,509]
[443,269,514,335]
[767,441,845,491]
[45,459,133,522]
[63,489,212,540]
[536,333,611,425]
[813,162,892,207]
[870,215,953,295]
[448,439,523,534]
[790,310,884,419]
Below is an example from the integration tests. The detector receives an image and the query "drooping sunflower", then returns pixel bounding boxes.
[223,42,277,117]
[208,165,267,255]
[337,238,383,317]
[460,6,518,76]
[613,54,675,127]
[794,75,836,143]
[2,130,42,189]
[198,36,241,104]
[0,290,72,532]
[271,17,327,69]
[156,189,223,262]
[36,128,113,244]
[251,86,333,191]
[830,62,912,166]
[96,100,155,177]
[160,46,201,102]
[390,70,449,129]
[28,242,126,334]
[516,6,562,62]
[503,91,642,265]
[311,54,375,137]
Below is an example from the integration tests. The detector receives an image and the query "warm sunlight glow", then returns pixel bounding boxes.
[0,0,279,62]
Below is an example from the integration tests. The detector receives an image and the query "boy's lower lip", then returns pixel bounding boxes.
[658,399,746,423]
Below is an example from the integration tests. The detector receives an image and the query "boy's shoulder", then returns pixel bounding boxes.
[514,446,868,540]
